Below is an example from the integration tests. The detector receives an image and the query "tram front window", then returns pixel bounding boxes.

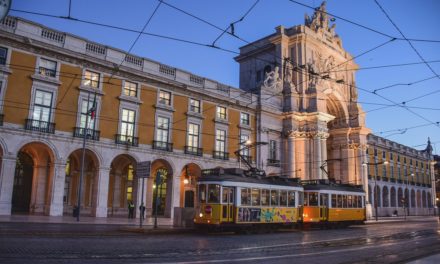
[320,193,329,207]
[308,192,319,206]
[198,184,206,203]
[208,184,220,203]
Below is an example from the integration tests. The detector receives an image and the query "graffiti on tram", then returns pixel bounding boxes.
[237,207,296,223]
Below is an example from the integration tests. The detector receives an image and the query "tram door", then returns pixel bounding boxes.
[320,193,329,220]
[221,187,234,222]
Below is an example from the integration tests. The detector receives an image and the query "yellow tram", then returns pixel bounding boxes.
[194,168,304,231]
[302,180,366,227]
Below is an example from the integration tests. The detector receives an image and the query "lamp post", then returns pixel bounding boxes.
[362,160,389,221]
[404,173,414,220]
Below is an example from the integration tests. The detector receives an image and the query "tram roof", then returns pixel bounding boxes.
[199,168,302,187]
[302,180,365,193]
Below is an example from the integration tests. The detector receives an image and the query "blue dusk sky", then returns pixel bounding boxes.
[8,0,440,154]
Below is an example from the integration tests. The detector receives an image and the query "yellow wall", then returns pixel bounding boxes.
[172,95,188,150]
[202,102,216,155]
[3,51,35,125]
[55,64,81,132]
[100,77,120,140]
[138,85,156,145]
[228,109,240,158]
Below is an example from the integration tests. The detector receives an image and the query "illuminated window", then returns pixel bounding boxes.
[38,58,57,77]
[120,109,135,141]
[124,81,138,97]
[159,90,171,105]
[240,112,250,125]
[216,106,227,120]
[126,165,134,202]
[189,99,201,113]
[84,70,100,88]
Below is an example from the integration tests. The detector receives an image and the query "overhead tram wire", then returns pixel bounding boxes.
[287,0,440,43]
[373,75,438,94]
[108,1,163,82]
[8,7,438,127]
[374,0,440,80]
[211,0,260,46]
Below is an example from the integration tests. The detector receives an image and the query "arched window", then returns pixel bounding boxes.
[427,192,432,207]
[397,188,403,207]
[390,187,396,207]
[375,186,381,207]
[410,190,416,208]
[382,186,389,207]
[422,191,427,208]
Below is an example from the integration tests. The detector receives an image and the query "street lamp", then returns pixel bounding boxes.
[403,173,414,220]
[362,160,389,221]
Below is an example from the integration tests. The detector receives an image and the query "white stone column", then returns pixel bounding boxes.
[135,177,147,219]
[0,155,17,215]
[94,166,110,217]
[49,161,67,216]
[314,136,322,179]
[286,136,296,178]
[362,150,372,219]
[171,175,181,220]
[320,137,328,179]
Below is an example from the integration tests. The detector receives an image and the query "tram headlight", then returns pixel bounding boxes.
[199,213,203,218]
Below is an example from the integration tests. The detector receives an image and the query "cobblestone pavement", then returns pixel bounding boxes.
[0,219,439,263]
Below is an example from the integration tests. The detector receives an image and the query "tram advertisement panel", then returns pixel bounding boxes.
[261,208,296,223]
[237,208,261,222]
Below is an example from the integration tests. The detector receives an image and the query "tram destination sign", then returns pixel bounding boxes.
[137,161,151,178]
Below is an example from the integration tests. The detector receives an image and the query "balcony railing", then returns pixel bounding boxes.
[397,179,403,184]
[0,114,3,126]
[25,119,55,134]
[39,67,56,78]
[73,127,100,141]
[390,178,396,183]
[368,175,372,180]
[213,151,229,160]
[410,181,415,185]
[267,159,281,167]
[184,146,203,156]
[115,134,139,147]
[415,183,421,186]
[153,140,173,152]
[382,177,388,182]
[376,176,381,181]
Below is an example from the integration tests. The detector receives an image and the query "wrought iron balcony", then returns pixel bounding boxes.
[390,178,396,183]
[213,151,229,160]
[73,127,100,141]
[416,183,421,186]
[184,146,203,156]
[410,181,415,185]
[115,134,139,147]
[267,159,281,167]
[0,113,3,126]
[368,175,372,180]
[397,179,403,184]
[153,140,173,152]
[376,176,381,181]
[25,119,55,134]
[382,176,388,182]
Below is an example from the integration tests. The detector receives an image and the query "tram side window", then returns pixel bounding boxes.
[308,192,319,206]
[252,188,261,206]
[331,195,337,208]
[348,195,353,208]
[342,195,348,208]
[241,188,251,206]
[261,189,270,206]
[208,184,220,203]
[280,190,288,207]
[352,196,357,208]
[270,190,279,206]
[298,192,304,207]
[359,196,363,208]
[320,193,329,207]
[198,184,206,203]
[288,191,296,207]
[337,195,343,208]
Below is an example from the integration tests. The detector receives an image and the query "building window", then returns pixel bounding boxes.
[38,58,57,78]
[215,129,226,153]
[84,70,100,88]
[189,98,201,113]
[382,151,386,159]
[156,116,170,143]
[126,165,134,202]
[33,90,53,123]
[0,47,7,65]
[187,123,200,148]
[269,140,277,160]
[240,112,250,126]
[123,81,138,97]
[120,109,135,141]
[159,90,171,105]
[240,134,250,158]
[80,99,96,130]
[382,164,387,177]
[216,106,227,120]
[374,148,377,157]
[390,153,393,160]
